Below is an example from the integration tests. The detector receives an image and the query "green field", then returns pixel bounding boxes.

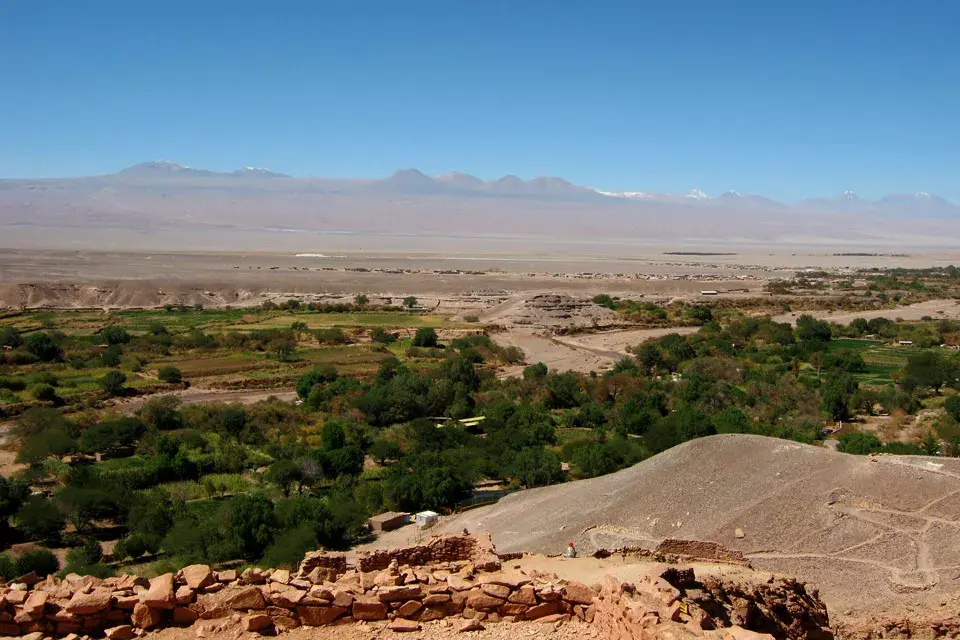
[827,338,931,385]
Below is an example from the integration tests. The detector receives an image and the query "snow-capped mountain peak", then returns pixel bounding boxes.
[685,188,709,201]
[842,190,858,200]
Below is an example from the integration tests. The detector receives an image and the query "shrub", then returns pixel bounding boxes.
[837,432,883,455]
[0,376,27,392]
[31,383,59,403]
[0,326,22,349]
[315,328,348,345]
[259,524,318,568]
[463,315,479,323]
[66,537,103,567]
[13,548,60,578]
[523,362,548,380]
[0,555,15,581]
[100,371,127,396]
[370,328,398,344]
[101,345,123,367]
[157,366,183,384]
[946,396,960,422]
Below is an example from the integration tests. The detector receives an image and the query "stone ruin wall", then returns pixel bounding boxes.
[0,534,830,640]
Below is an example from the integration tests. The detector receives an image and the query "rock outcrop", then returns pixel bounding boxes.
[0,534,832,640]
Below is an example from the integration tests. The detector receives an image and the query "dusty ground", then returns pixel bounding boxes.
[105,388,299,414]
[370,434,960,627]
[3,248,957,310]
[145,617,596,640]
[496,326,702,377]
[774,299,960,325]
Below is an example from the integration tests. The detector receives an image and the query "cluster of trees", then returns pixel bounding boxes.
[5,305,959,576]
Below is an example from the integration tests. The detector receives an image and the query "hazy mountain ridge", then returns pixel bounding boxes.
[3,161,955,213]
[1,161,958,251]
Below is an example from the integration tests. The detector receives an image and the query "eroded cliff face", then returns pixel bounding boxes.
[0,534,835,640]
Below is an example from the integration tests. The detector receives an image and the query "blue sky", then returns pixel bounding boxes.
[1,0,957,202]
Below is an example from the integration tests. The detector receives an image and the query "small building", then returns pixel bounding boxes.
[700,290,719,296]
[367,511,409,532]
[898,340,915,346]
[415,511,439,529]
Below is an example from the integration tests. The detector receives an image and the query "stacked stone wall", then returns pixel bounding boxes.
[0,535,830,640]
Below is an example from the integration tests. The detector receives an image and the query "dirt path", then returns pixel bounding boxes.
[106,387,298,414]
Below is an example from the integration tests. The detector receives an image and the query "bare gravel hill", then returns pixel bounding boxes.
[432,434,960,620]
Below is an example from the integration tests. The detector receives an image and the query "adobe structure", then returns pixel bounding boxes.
[0,533,833,640]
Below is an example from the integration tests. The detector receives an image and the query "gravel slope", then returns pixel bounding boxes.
[431,434,960,618]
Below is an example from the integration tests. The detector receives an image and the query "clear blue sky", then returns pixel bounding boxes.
[1,0,958,202]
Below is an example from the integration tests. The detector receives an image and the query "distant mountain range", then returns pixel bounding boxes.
[98,161,959,215]
[1,160,958,251]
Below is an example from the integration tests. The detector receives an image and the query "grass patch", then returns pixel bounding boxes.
[157,474,254,501]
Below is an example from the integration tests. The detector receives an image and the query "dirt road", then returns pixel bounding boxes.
[106,387,298,414]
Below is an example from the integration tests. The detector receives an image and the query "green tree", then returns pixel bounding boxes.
[412,327,439,348]
[16,496,65,542]
[796,315,832,346]
[523,362,548,380]
[837,432,882,454]
[0,476,29,536]
[265,459,304,497]
[402,296,418,309]
[269,337,296,361]
[383,451,476,511]
[906,351,953,394]
[101,325,131,345]
[101,345,123,367]
[24,332,62,362]
[505,447,564,488]
[126,489,174,550]
[78,417,145,454]
[138,396,183,431]
[224,494,278,560]
[688,305,713,325]
[17,425,75,464]
[369,438,402,465]
[354,294,369,306]
[545,372,584,409]
[946,396,960,422]
[296,366,339,400]
[217,406,247,438]
[636,344,663,374]
[290,321,309,341]
[321,421,347,451]
[821,373,859,421]
[100,370,127,396]
[157,366,183,384]
[572,442,621,478]
[0,326,22,348]
[713,407,752,434]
